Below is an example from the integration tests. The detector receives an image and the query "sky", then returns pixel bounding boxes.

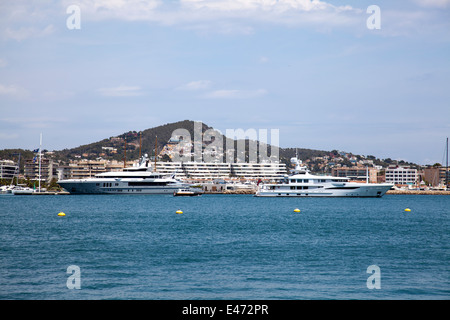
[0,0,449,165]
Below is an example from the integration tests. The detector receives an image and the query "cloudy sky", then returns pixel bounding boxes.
[1,0,449,164]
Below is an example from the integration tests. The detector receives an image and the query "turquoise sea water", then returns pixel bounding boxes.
[0,194,448,300]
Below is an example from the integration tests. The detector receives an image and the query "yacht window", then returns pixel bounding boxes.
[304,179,309,183]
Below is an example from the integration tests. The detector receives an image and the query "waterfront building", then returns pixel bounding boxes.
[0,160,19,180]
[67,160,129,179]
[385,166,418,186]
[155,161,286,182]
[423,166,450,187]
[331,166,378,183]
[24,158,55,183]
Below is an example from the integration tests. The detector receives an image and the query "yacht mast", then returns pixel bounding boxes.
[123,138,127,168]
[38,133,42,193]
[446,137,448,190]
[139,131,142,159]
[154,135,157,172]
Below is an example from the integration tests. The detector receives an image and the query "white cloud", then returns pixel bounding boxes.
[0,84,28,98]
[180,0,332,12]
[3,24,55,41]
[259,56,269,63]
[203,88,266,99]
[2,116,68,129]
[97,85,144,97]
[176,80,212,90]
[0,133,20,140]
[414,0,450,8]
[58,0,359,30]
[63,0,162,21]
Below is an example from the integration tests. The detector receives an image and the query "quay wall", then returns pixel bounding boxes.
[386,190,450,195]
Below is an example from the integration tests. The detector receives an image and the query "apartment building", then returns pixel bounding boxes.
[155,161,286,182]
[385,166,418,186]
[0,160,19,180]
[331,166,378,183]
[24,158,55,183]
[67,160,128,179]
[423,166,450,187]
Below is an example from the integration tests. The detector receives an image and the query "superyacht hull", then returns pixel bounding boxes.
[58,179,189,195]
[255,183,393,197]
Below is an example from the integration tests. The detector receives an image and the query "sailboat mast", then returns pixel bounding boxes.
[123,138,127,168]
[38,133,42,193]
[139,131,142,159]
[446,137,448,190]
[154,135,157,172]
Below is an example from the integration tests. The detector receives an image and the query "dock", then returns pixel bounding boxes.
[32,191,70,195]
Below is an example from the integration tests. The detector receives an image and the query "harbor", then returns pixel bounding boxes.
[1,192,449,300]
[5,189,450,196]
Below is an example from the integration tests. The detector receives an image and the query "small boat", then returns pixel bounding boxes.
[173,188,202,196]
[12,186,35,195]
[0,185,15,195]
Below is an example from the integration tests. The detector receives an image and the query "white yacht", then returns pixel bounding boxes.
[58,154,189,194]
[255,157,393,198]
[12,186,35,195]
[0,185,15,195]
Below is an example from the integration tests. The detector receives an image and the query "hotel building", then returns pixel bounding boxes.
[385,166,418,186]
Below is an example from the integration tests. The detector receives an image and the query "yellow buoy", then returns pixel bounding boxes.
[293,208,301,213]
[58,212,66,216]
[405,208,411,212]
[176,210,183,214]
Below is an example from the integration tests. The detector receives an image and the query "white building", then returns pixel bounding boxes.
[155,161,286,182]
[0,160,19,180]
[385,166,418,185]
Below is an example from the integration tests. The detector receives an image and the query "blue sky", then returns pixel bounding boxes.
[0,0,449,164]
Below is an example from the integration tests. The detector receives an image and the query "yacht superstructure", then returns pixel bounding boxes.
[57,154,189,194]
[255,157,393,197]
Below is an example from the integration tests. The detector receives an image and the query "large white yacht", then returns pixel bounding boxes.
[58,154,189,194]
[255,157,393,197]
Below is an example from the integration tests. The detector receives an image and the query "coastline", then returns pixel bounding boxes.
[6,189,449,196]
[386,190,450,195]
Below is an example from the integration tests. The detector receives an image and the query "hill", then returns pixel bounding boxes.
[0,120,420,173]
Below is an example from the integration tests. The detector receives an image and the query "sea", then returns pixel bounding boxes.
[0,194,448,300]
